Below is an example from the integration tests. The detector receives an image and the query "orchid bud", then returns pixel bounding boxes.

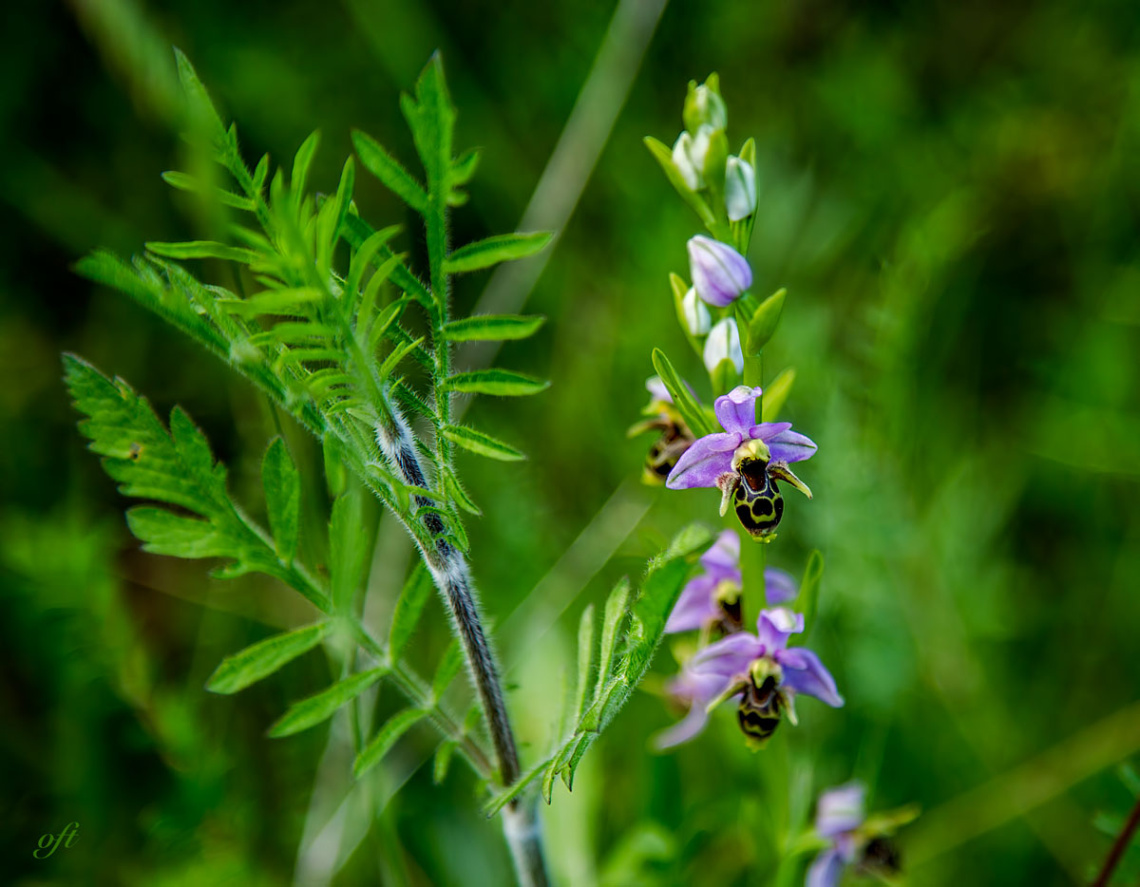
[684,80,727,133]
[688,235,752,307]
[725,155,757,222]
[671,132,704,191]
[703,317,744,376]
[682,287,712,335]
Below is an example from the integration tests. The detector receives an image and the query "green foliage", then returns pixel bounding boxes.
[650,348,715,436]
[388,563,434,664]
[354,707,429,778]
[268,667,387,738]
[441,314,546,342]
[206,622,333,695]
[261,437,301,564]
[484,524,714,815]
[63,354,329,609]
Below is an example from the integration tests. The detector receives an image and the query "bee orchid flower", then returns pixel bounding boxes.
[665,529,798,635]
[656,605,842,749]
[665,385,816,539]
[807,783,913,887]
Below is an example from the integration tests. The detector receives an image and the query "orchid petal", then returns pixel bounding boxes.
[665,575,718,634]
[665,432,740,490]
[756,607,804,652]
[815,783,866,837]
[714,386,763,434]
[691,631,763,680]
[700,529,740,577]
[778,647,844,707]
[805,847,847,887]
[645,375,672,404]
[688,235,752,307]
[764,567,798,605]
[766,428,817,464]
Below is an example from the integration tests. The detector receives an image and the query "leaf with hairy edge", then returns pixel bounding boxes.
[651,349,715,437]
[389,563,433,663]
[262,437,301,563]
[207,622,332,694]
[354,708,429,778]
[292,130,321,197]
[442,425,524,462]
[443,232,552,274]
[573,604,597,725]
[595,578,630,698]
[442,315,546,342]
[433,739,458,785]
[431,639,465,701]
[352,130,428,214]
[442,370,550,397]
[220,288,324,317]
[450,148,480,186]
[268,667,386,738]
[174,48,226,144]
[484,758,554,816]
[161,172,255,210]
[377,335,426,380]
[346,225,401,309]
[146,241,259,264]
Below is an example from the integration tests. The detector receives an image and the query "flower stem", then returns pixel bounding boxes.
[1092,793,1140,887]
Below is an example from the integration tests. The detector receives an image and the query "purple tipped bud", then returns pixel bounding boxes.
[688,235,752,307]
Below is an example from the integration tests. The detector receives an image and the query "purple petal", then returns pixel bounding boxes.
[654,669,734,749]
[766,429,817,464]
[815,783,866,837]
[750,421,792,442]
[665,575,718,634]
[805,847,847,887]
[714,386,763,434]
[665,432,741,490]
[688,235,753,307]
[700,529,740,577]
[691,631,762,680]
[778,647,844,707]
[645,376,672,404]
[652,702,712,749]
[764,567,798,605]
[756,607,804,652]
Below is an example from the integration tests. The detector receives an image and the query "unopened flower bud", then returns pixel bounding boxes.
[725,155,757,222]
[703,317,744,376]
[671,132,704,191]
[684,81,727,133]
[682,287,712,335]
[688,235,752,307]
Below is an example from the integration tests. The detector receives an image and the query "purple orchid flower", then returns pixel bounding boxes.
[807,783,865,887]
[665,386,816,539]
[688,235,752,307]
[665,529,798,635]
[807,783,909,887]
[656,605,842,749]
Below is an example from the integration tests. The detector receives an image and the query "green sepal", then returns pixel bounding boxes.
[744,288,786,356]
[643,136,716,229]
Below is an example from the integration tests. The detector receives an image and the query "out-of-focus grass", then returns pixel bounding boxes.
[2,0,1140,884]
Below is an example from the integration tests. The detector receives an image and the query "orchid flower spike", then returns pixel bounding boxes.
[655,605,842,749]
[665,529,798,635]
[688,235,751,307]
[666,385,816,540]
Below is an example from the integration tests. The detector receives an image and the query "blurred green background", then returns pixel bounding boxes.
[3,0,1140,884]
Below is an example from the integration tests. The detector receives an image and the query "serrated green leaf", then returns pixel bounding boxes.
[292,130,320,197]
[444,232,552,274]
[595,579,630,700]
[796,550,824,642]
[573,604,597,725]
[433,739,458,785]
[146,240,259,263]
[760,368,796,423]
[268,667,386,738]
[441,314,546,342]
[174,48,226,144]
[126,507,228,558]
[442,425,524,462]
[207,621,332,694]
[352,129,428,214]
[450,148,480,186]
[262,437,301,563]
[377,335,426,380]
[221,287,324,317]
[354,707,428,778]
[161,171,255,210]
[650,349,715,437]
[389,562,433,663]
[432,639,464,701]
[442,369,550,397]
